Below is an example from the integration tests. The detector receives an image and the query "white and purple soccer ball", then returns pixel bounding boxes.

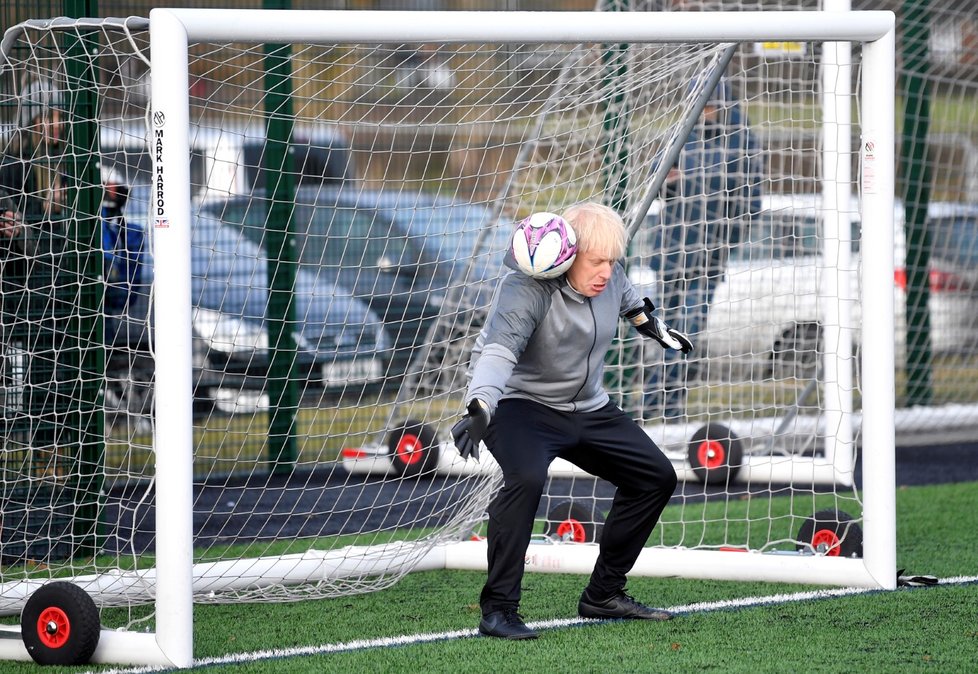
[510,212,578,279]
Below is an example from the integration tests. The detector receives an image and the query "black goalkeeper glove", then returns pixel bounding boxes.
[450,399,491,461]
[625,297,694,354]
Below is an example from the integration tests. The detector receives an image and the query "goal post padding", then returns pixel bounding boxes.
[0,10,895,668]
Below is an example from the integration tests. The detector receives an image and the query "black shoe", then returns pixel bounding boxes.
[578,589,674,621]
[479,608,539,640]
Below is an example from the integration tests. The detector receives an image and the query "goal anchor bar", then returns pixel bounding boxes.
[438,540,883,588]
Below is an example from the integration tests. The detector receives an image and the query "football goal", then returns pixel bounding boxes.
[0,8,895,667]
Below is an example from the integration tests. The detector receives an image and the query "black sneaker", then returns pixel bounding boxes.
[578,589,674,621]
[479,608,539,640]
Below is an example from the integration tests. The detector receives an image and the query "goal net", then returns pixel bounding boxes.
[0,9,895,666]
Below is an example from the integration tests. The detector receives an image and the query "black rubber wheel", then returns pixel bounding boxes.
[21,581,100,666]
[386,419,439,478]
[543,501,604,544]
[688,424,743,485]
[796,509,863,558]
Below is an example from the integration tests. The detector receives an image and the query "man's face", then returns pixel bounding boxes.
[29,108,64,151]
[566,249,615,297]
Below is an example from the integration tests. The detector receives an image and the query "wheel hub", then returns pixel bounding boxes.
[396,434,421,465]
[556,518,586,543]
[36,607,70,648]
[697,440,726,469]
[812,529,841,556]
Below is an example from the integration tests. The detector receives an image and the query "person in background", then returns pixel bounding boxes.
[1,78,66,247]
[0,79,66,495]
[645,77,763,420]
[452,202,691,641]
[101,174,142,314]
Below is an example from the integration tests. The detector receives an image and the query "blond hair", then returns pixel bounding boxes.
[561,202,627,261]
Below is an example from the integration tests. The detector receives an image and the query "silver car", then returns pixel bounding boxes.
[630,195,978,375]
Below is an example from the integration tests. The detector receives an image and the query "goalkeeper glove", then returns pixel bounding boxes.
[625,297,694,354]
[450,399,491,461]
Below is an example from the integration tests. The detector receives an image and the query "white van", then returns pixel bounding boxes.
[99,120,356,203]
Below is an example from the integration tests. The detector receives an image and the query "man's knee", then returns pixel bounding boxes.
[504,464,549,495]
[636,451,678,498]
[661,463,679,496]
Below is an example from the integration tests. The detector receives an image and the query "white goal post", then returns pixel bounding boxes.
[0,9,895,668]
[152,9,895,668]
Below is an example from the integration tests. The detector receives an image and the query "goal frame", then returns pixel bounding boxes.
[0,9,896,668]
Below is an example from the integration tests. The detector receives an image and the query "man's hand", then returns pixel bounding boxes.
[451,399,491,461]
[625,297,693,354]
[1,209,22,239]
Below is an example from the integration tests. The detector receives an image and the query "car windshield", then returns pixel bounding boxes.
[294,203,409,271]
[347,189,500,260]
[214,198,411,273]
[214,190,506,280]
[241,140,354,192]
[928,214,978,267]
[393,202,502,263]
[730,212,818,261]
[729,210,861,262]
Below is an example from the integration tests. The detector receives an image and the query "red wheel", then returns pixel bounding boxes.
[543,501,604,544]
[811,529,842,556]
[386,419,439,477]
[697,440,727,470]
[37,606,71,649]
[688,424,743,485]
[21,582,100,665]
[556,518,587,543]
[796,509,863,558]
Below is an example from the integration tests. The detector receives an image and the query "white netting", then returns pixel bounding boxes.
[0,8,917,640]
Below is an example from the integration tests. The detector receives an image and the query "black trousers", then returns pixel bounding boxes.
[479,398,678,614]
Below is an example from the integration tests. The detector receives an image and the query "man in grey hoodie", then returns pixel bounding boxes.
[452,202,692,640]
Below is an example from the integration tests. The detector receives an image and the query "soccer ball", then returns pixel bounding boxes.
[510,212,578,279]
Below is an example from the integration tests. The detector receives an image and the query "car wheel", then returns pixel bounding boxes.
[688,424,743,485]
[771,322,821,379]
[386,419,439,478]
[543,501,604,543]
[21,582,101,665]
[795,509,863,558]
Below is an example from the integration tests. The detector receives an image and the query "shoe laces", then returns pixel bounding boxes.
[501,607,528,625]
[615,590,644,608]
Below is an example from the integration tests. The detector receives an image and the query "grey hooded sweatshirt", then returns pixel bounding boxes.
[466,259,644,415]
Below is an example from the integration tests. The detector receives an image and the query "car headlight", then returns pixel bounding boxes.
[323,356,383,386]
[193,307,268,354]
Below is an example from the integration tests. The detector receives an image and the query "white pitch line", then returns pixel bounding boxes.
[83,575,978,674]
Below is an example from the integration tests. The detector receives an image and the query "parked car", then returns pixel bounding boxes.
[96,121,385,414]
[103,183,389,419]
[202,186,506,383]
[630,195,978,376]
[909,201,978,351]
